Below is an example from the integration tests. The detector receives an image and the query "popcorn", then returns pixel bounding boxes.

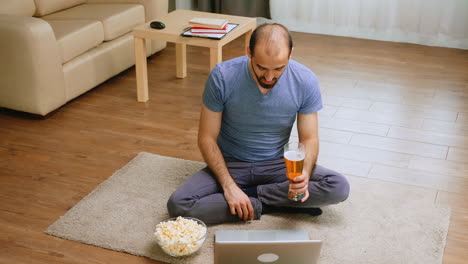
[154,217,207,257]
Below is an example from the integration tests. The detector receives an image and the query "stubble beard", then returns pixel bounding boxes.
[251,60,277,89]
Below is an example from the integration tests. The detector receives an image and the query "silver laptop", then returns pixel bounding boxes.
[214,230,322,264]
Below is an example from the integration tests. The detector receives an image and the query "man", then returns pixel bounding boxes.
[167,24,349,224]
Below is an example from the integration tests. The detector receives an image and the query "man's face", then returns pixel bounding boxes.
[249,44,291,89]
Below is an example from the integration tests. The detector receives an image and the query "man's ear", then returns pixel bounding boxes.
[246,46,252,58]
[289,47,295,59]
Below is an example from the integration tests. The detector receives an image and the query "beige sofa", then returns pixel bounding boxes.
[0,0,167,116]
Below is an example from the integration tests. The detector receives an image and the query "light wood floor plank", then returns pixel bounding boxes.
[357,81,436,95]
[318,76,357,91]
[350,134,448,159]
[370,102,458,122]
[456,112,468,124]
[322,95,372,110]
[436,191,468,211]
[387,126,468,149]
[323,86,402,104]
[317,155,372,177]
[334,107,424,128]
[323,80,436,105]
[435,88,468,100]
[403,96,468,113]
[422,119,468,137]
[319,105,339,117]
[321,118,390,136]
[369,165,468,194]
[317,116,332,127]
[318,128,353,144]
[319,141,412,168]
[447,147,468,163]
[409,156,468,179]
[322,95,346,107]
[291,121,353,144]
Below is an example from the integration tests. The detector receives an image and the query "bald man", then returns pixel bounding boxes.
[167,24,350,224]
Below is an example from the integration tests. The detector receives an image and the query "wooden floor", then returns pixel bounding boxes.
[1,32,467,264]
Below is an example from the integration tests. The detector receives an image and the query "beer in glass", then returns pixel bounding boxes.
[284,142,305,201]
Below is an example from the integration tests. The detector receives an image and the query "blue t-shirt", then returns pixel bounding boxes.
[202,56,322,162]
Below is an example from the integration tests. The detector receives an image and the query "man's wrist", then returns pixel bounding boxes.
[221,178,237,191]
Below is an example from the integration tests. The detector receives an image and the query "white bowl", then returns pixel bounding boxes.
[154,217,207,257]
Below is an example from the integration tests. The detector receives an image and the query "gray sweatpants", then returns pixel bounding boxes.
[167,158,350,224]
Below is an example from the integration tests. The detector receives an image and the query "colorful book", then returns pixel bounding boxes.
[191,29,228,34]
[191,25,228,30]
[191,26,228,34]
[188,17,228,29]
[182,23,239,40]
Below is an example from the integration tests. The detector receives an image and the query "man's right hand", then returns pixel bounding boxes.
[223,185,255,221]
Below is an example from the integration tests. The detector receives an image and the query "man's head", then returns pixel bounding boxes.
[247,23,293,89]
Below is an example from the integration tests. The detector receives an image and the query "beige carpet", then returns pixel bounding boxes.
[46,152,450,264]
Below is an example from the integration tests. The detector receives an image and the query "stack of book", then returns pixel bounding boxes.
[188,17,229,34]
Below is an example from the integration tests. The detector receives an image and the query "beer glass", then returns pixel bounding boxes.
[284,142,306,201]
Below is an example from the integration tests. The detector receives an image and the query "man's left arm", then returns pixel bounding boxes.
[289,112,319,202]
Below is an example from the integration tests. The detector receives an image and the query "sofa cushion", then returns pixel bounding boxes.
[42,4,145,41]
[46,20,104,64]
[0,0,36,16]
[34,0,86,17]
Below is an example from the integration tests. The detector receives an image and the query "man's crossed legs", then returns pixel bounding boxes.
[167,158,350,224]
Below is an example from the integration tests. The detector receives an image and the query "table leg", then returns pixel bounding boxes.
[210,47,222,70]
[245,28,253,51]
[134,37,148,102]
[176,43,187,78]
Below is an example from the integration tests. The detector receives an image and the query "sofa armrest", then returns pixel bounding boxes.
[86,0,168,21]
[0,15,66,115]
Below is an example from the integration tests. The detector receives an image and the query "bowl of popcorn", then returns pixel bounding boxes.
[154,216,208,257]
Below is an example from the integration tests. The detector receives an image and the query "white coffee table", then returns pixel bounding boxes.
[132,9,256,102]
